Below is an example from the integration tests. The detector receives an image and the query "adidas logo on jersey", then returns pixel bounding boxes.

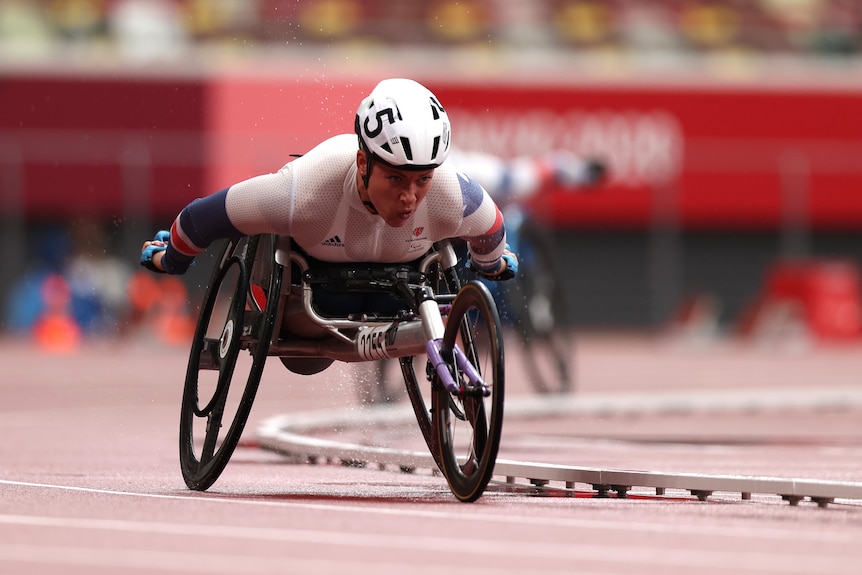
[322,235,344,247]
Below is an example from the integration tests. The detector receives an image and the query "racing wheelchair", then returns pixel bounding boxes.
[496,216,573,394]
[178,234,505,502]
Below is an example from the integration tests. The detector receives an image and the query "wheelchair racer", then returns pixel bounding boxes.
[451,147,606,314]
[140,78,518,371]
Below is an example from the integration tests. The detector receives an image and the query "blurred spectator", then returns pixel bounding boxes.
[183,0,257,41]
[6,222,131,343]
[616,1,684,54]
[125,270,195,344]
[298,0,363,40]
[550,0,617,48]
[64,220,134,337]
[0,0,53,58]
[31,273,81,353]
[4,226,70,335]
[425,0,493,44]
[678,1,743,52]
[799,0,860,55]
[487,0,553,47]
[45,0,106,44]
[107,0,190,62]
[0,221,196,350]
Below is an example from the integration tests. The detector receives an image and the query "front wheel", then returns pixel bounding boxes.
[179,235,281,490]
[432,281,505,502]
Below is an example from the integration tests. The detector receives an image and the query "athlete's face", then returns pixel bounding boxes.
[358,151,434,228]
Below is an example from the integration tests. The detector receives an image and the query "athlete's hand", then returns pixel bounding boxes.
[140,230,170,273]
[552,152,607,189]
[494,246,519,281]
[468,243,519,281]
[583,158,607,187]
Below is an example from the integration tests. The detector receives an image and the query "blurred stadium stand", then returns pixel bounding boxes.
[0,0,859,61]
[2,0,862,342]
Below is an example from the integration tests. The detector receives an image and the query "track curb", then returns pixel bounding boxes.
[257,386,862,506]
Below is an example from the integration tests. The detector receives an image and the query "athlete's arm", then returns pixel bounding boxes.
[454,172,518,279]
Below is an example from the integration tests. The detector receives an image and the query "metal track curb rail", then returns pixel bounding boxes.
[256,388,862,508]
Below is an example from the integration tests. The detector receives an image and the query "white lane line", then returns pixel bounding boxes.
[0,516,855,574]
[0,479,194,500]
[0,480,858,544]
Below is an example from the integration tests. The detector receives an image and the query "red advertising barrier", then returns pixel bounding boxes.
[0,74,207,220]
[434,82,862,230]
[3,72,861,230]
[206,76,376,190]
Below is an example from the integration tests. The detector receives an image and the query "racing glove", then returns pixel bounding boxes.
[140,230,171,273]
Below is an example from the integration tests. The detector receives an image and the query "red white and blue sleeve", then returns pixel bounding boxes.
[161,188,242,274]
[455,173,509,275]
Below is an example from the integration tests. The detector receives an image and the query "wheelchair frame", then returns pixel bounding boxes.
[178,234,506,502]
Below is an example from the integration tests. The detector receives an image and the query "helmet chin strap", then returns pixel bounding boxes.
[358,156,379,215]
[361,197,379,215]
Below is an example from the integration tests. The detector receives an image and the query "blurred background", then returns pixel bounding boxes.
[2,0,862,353]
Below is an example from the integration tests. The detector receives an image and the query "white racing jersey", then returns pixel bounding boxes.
[162,134,508,274]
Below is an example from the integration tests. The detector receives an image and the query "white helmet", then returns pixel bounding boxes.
[355,78,451,171]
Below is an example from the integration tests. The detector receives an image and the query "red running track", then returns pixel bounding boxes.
[1,332,861,574]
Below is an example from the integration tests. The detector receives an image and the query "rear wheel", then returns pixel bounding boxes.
[432,281,505,502]
[516,222,573,394]
[179,235,281,490]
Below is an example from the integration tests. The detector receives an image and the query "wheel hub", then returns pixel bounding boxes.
[219,319,235,358]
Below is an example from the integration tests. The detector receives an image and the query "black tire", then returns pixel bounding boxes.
[179,235,281,490]
[432,280,505,502]
[515,222,574,394]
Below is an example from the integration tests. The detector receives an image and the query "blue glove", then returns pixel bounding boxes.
[499,248,519,279]
[468,243,519,282]
[140,230,171,273]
